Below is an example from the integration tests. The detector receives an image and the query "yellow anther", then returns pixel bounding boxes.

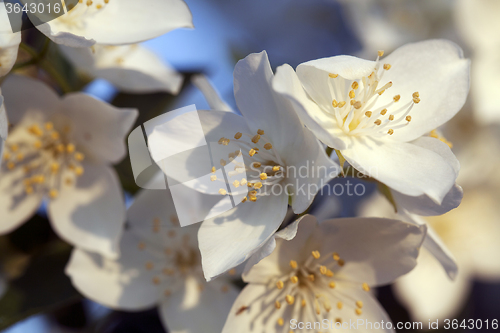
[241,197,248,203]
[333,253,340,261]
[249,190,257,197]
[264,143,272,150]
[249,149,256,157]
[51,132,60,140]
[28,126,43,137]
[25,186,34,195]
[337,301,343,309]
[249,196,257,202]
[44,122,54,130]
[240,178,247,186]
[383,64,391,70]
[16,153,23,161]
[374,119,382,126]
[228,269,236,276]
[337,259,345,266]
[353,101,362,109]
[325,269,334,277]
[349,90,355,99]
[332,99,338,108]
[380,109,387,115]
[145,261,154,270]
[329,73,338,78]
[362,283,370,291]
[275,300,281,309]
[232,180,240,187]
[406,116,412,122]
[365,111,372,117]
[413,97,421,104]
[257,129,265,135]
[285,295,295,305]
[301,299,307,307]
[277,318,284,327]
[393,95,401,102]
[86,0,92,5]
[220,159,226,166]
[254,182,263,189]
[272,166,281,172]
[51,163,60,173]
[3,152,10,160]
[388,115,394,121]
[290,276,299,284]
[66,143,76,153]
[219,188,227,195]
[388,129,394,135]
[378,90,385,96]
[312,250,320,259]
[74,166,84,176]
[252,162,261,168]
[211,166,216,173]
[251,134,261,143]
[74,152,85,161]
[210,175,217,181]
[412,92,419,98]
[320,266,327,275]
[308,274,315,282]
[290,260,298,269]
[276,280,284,289]
[329,281,336,289]
[234,132,242,139]
[338,101,346,108]
[378,50,384,57]
[7,162,15,169]
[352,82,359,90]
[355,308,363,315]
[356,301,363,308]
[218,137,225,144]
[49,189,58,199]
[259,173,267,180]
[152,277,161,285]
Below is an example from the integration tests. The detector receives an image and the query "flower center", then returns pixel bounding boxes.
[212,129,286,203]
[272,250,371,327]
[324,51,421,138]
[2,121,85,199]
[58,0,110,29]
[135,216,233,297]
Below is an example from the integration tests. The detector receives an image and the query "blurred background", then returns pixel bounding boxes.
[1,0,500,332]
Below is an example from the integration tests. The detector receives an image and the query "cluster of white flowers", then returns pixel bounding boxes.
[0,0,499,332]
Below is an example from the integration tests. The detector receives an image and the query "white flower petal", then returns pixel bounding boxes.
[394,248,471,322]
[1,75,61,125]
[37,0,193,47]
[0,166,43,234]
[375,40,470,142]
[342,137,457,203]
[59,44,183,94]
[273,64,347,149]
[0,6,21,77]
[61,94,138,164]
[49,164,126,258]
[233,51,310,157]
[198,192,288,281]
[159,276,238,333]
[148,110,251,187]
[192,74,234,112]
[242,217,302,281]
[286,134,340,214]
[319,217,426,286]
[65,238,160,310]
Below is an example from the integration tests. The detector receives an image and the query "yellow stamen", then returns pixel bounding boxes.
[312,250,320,259]
[263,143,272,150]
[234,132,242,139]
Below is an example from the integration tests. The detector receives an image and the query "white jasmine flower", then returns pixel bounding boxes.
[34,0,193,47]
[148,51,339,280]
[0,5,21,78]
[222,215,426,333]
[456,0,500,124]
[66,187,239,333]
[58,44,183,94]
[273,40,470,203]
[362,129,500,321]
[0,75,138,258]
